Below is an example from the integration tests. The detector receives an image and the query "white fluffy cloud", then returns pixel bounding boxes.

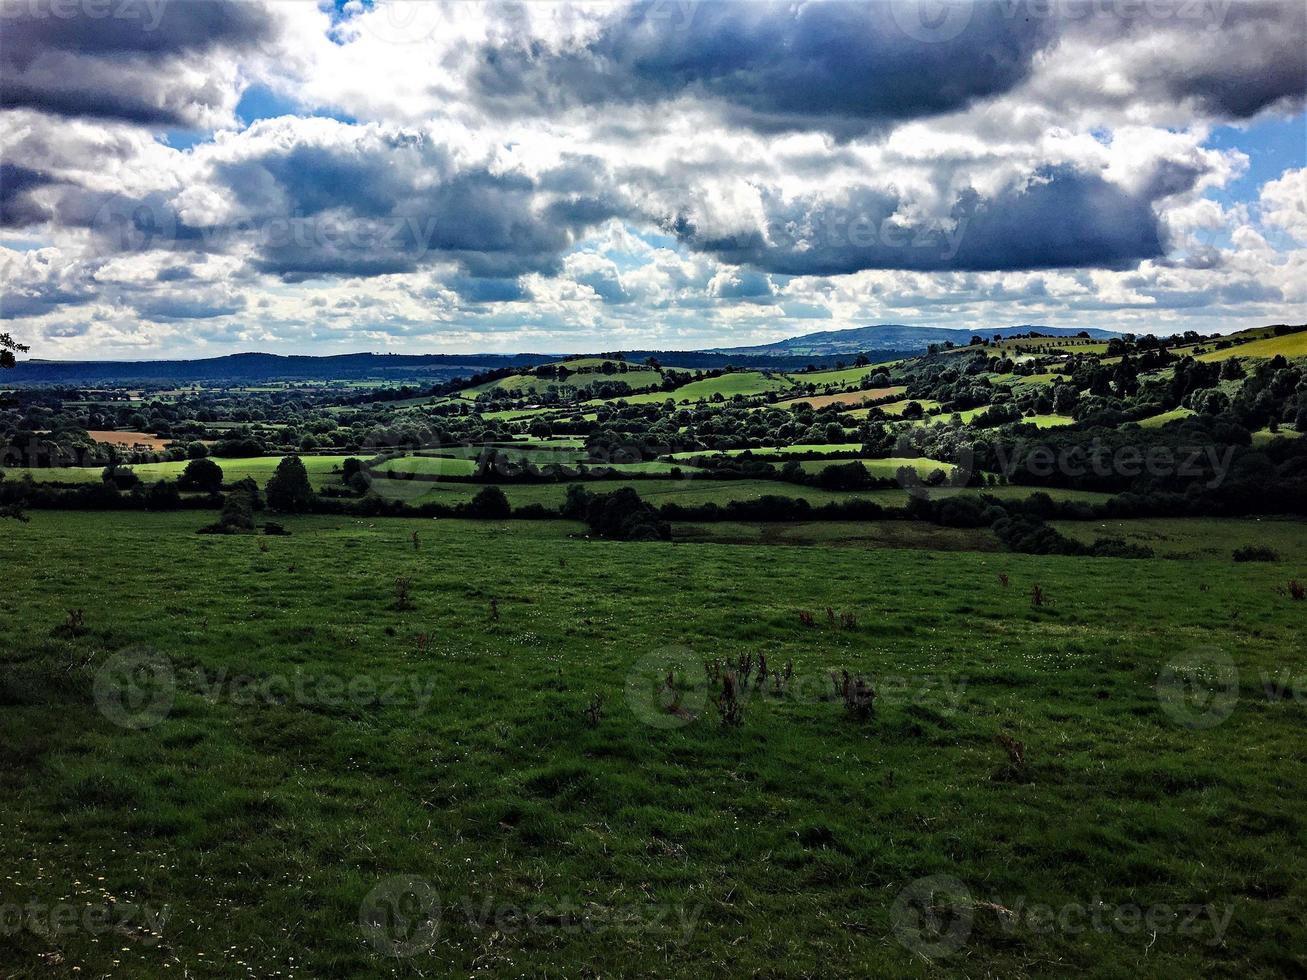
[0,0,1303,356]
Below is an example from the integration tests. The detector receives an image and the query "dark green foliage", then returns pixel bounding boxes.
[1233,545,1279,562]
[177,457,224,492]
[582,487,670,541]
[264,455,314,513]
[463,485,511,519]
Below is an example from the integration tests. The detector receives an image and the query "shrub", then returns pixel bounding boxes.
[463,486,511,519]
[1233,545,1279,562]
[265,455,314,513]
[583,487,669,541]
[177,457,223,492]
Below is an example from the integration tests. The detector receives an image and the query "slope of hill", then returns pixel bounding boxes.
[708,324,1119,357]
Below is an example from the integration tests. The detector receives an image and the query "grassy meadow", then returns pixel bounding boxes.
[2,512,1306,977]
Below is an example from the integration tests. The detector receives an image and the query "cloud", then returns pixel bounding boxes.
[469,1,1053,137]
[1259,167,1307,241]
[674,166,1170,274]
[0,0,279,126]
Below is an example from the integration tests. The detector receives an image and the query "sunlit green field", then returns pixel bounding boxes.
[2,455,356,488]
[1,511,1305,977]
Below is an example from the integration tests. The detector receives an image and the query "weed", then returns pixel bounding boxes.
[53,608,87,638]
[832,670,875,722]
[716,673,744,727]
[1031,584,1046,607]
[584,694,604,728]
[994,733,1028,781]
[1290,580,1305,601]
[839,610,857,630]
[798,610,815,628]
[998,572,1010,588]
[393,575,414,611]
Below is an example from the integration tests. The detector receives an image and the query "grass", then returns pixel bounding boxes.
[662,371,796,402]
[1138,407,1196,428]
[775,386,906,410]
[362,477,1114,510]
[371,456,479,478]
[1196,331,1307,362]
[1023,414,1077,429]
[1,511,1304,977]
[1052,517,1307,562]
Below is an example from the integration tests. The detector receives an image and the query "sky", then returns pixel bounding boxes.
[1,0,1304,359]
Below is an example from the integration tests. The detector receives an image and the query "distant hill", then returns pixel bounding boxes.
[2,324,1122,385]
[5,351,559,385]
[708,324,1119,357]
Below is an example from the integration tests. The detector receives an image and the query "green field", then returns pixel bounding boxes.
[1196,331,1307,362]
[661,371,796,402]
[2,511,1305,976]
[2,455,357,488]
[1138,407,1196,428]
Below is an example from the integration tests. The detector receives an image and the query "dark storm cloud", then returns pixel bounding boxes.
[679,167,1168,275]
[1137,0,1306,119]
[0,0,278,124]
[93,128,623,286]
[471,1,1055,136]
[0,163,58,226]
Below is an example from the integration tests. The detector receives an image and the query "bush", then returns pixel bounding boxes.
[178,457,224,492]
[1233,545,1279,562]
[462,486,511,519]
[583,487,669,541]
[265,455,314,513]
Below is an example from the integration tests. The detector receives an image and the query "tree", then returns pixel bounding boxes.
[186,440,209,459]
[0,332,28,370]
[265,455,314,512]
[178,457,224,492]
[464,486,511,519]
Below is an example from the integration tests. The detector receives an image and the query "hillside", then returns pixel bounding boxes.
[708,324,1119,357]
